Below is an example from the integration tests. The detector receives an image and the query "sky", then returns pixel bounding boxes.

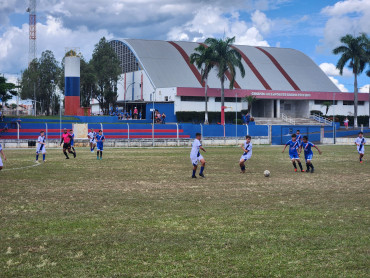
[0,0,369,94]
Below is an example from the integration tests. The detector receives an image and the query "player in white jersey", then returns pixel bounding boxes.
[239,135,253,173]
[87,128,97,152]
[355,131,366,163]
[190,133,206,178]
[36,130,46,163]
[0,142,6,170]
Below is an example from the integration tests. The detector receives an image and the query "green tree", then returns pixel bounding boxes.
[243,95,257,116]
[91,37,121,114]
[0,75,17,107]
[333,33,369,127]
[190,44,215,124]
[203,37,245,124]
[321,101,332,116]
[21,50,61,115]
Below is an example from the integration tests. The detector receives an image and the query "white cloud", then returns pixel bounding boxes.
[251,10,272,33]
[0,16,112,74]
[167,7,269,46]
[328,76,349,92]
[319,63,352,77]
[359,84,370,93]
[320,0,370,48]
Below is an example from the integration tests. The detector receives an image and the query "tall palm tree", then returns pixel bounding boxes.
[204,37,245,124]
[321,101,332,116]
[333,33,368,127]
[190,44,215,125]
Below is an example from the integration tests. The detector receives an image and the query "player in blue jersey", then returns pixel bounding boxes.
[36,130,46,163]
[355,132,366,163]
[190,133,206,178]
[300,136,322,173]
[239,135,253,173]
[282,134,304,172]
[0,142,6,170]
[95,130,105,160]
[296,130,302,146]
[69,129,76,156]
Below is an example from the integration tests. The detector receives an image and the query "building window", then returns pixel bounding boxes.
[181,96,208,102]
[109,40,139,74]
[314,100,338,105]
[165,96,169,102]
[215,97,241,102]
[343,101,365,105]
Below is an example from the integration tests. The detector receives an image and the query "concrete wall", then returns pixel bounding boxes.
[174,96,248,113]
[309,100,370,116]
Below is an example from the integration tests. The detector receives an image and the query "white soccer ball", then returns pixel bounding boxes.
[264,170,270,177]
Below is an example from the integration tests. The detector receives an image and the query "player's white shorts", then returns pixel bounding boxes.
[0,157,3,167]
[190,154,204,166]
[357,147,365,154]
[89,139,96,144]
[240,153,252,162]
[36,145,46,154]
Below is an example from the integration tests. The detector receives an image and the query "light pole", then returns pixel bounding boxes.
[333,92,336,144]
[235,90,238,144]
[152,91,155,147]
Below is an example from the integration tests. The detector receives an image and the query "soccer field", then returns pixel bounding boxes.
[1,146,369,277]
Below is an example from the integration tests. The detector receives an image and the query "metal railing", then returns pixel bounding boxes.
[309,113,332,126]
[281,113,296,125]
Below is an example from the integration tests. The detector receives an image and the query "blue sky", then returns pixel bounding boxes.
[0,0,369,93]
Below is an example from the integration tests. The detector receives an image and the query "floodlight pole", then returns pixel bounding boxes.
[333,92,336,144]
[152,91,155,147]
[235,91,238,145]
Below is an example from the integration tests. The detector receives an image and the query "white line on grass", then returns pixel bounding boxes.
[2,162,42,171]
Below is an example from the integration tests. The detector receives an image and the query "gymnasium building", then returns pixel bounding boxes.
[90,39,369,121]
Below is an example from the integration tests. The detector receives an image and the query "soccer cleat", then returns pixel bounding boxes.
[97,156,99,160]
[192,175,197,178]
[311,168,314,173]
[43,160,46,163]
[73,152,76,158]
[100,157,102,160]
[301,170,305,172]
[294,169,297,172]
[306,170,310,173]
[66,157,69,159]
[360,161,363,164]
[199,173,205,178]
[35,160,40,164]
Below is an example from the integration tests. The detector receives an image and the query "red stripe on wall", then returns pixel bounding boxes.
[231,45,272,90]
[199,43,241,89]
[255,47,300,91]
[168,41,205,87]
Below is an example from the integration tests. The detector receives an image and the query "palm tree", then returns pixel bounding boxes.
[190,44,215,125]
[243,95,257,116]
[333,33,368,127]
[321,101,332,116]
[204,37,245,124]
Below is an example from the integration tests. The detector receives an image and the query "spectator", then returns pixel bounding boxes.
[344,117,349,130]
[139,110,142,120]
[246,112,251,125]
[161,112,166,124]
[133,107,138,119]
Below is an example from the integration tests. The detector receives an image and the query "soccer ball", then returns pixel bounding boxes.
[264,170,270,177]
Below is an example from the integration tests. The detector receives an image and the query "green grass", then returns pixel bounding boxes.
[0,146,369,277]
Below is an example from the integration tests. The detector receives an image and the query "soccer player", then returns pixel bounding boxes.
[300,136,322,173]
[296,130,302,146]
[95,130,105,160]
[282,134,304,172]
[60,128,76,159]
[239,135,253,173]
[87,128,96,152]
[36,130,46,163]
[190,133,206,178]
[0,142,6,171]
[69,129,76,155]
[355,132,366,163]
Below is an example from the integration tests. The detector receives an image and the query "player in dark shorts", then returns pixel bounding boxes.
[60,128,76,159]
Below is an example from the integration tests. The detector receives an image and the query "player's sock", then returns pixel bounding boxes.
[100,152,102,159]
[43,154,45,161]
[306,163,310,171]
[200,166,204,175]
[192,169,196,177]
[298,162,303,171]
[293,162,297,169]
[240,165,246,171]
[36,154,39,161]
[97,151,100,159]
[64,151,69,159]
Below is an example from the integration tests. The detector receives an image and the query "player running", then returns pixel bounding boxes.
[355,132,366,163]
[300,136,322,173]
[190,133,206,178]
[239,135,252,173]
[296,130,302,146]
[0,142,6,171]
[87,128,97,152]
[95,130,105,160]
[282,134,304,172]
[69,129,76,155]
[36,130,46,163]
[60,128,76,159]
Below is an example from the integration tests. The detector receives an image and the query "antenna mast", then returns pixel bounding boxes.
[27,0,36,64]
